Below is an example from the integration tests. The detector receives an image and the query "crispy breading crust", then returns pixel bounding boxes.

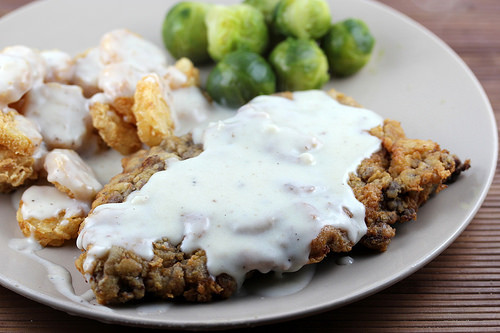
[0,110,36,155]
[0,110,41,192]
[349,119,470,251]
[17,202,84,247]
[0,147,38,193]
[89,102,142,155]
[77,92,469,304]
[132,74,175,147]
[166,57,201,89]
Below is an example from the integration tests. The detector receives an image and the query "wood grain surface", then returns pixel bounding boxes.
[1,0,499,332]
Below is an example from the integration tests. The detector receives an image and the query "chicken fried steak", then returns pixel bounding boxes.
[76,91,469,305]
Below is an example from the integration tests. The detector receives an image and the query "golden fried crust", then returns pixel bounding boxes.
[17,202,84,247]
[0,110,35,155]
[110,96,135,124]
[0,147,37,193]
[75,241,237,304]
[326,89,362,108]
[349,119,470,251]
[89,102,142,155]
[132,75,175,147]
[309,226,353,264]
[166,57,200,89]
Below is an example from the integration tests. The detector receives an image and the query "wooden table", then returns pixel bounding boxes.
[1,0,499,332]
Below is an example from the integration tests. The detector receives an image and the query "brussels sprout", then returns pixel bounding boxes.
[206,50,276,108]
[162,2,211,65]
[205,4,269,62]
[322,18,375,77]
[274,0,332,40]
[269,38,329,91]
[243,0,281,25]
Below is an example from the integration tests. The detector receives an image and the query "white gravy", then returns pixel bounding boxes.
[22,82,91,150]
[20,185,90,221]
[77,90,383,286]
[44,149,103,201]
[0,54,33,107]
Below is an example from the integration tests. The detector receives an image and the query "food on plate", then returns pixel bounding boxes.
[2,45,46,85]
[161,1,375,107]
[40,49,75,84]
[243,0,281,25]
[269,38,330,91]
[205,4,269,61]
[16,149,101,246]
[0,53,34,105]
[84,29,201,154]
[89,101,142,155]
[273,0,332,40]
[206,50,276,107]
[162,2,211,65]
[132,74,175,147]
[20,82,92,150]
[0,28,207,247]
[75,90,469,304]
[0,15,469,307]
[17,185,90,247]
[72,48,102,97]
[44,149,102,201]
[349,119,470,250]
[322,18,376,77]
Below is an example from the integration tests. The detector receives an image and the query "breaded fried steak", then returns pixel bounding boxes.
[75,90,469,305]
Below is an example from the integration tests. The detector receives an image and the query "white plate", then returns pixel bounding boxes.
[0,0,496,329]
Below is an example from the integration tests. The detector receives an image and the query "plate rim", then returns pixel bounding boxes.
[0,0,497,329]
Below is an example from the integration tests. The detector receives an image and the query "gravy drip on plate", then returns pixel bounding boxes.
[77,90,383,285]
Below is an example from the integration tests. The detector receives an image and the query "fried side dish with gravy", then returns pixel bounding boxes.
[1,29,202,246]
[75,91,469,305]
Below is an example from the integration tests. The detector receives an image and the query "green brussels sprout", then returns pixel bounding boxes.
[274,0,332,40]
[205,4,269,62]
[162,2,211,65]
[206,50,276,108]
[243,0,281,25]
[322,18,375,77]
[269,38,329,91]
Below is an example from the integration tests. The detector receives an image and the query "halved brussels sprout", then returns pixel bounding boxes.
[206,50,276,108]
[274,0,332,40]
[269,38,329,91]
[162,2,211,65]
[322,18,375,77]
[205,4,269,62]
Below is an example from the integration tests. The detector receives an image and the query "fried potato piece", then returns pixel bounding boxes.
[17,185,90,246]
[44,149,102,201]
[132,74,175,147]
[0,54,33,106]
[2,45,46,85]
[21,83,92,150]
[165,58,200,89]
[0,109,44,192]
[111,96,135,124]
[89,101,142,155]
[40,49,75,84]
[0,109,40,155]
[72,47,102,97]
[99,29,167,73]
[0,147,38,193]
